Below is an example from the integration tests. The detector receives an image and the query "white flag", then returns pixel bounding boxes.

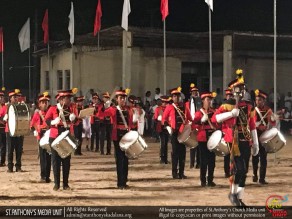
[18,18,30,52]
[68,2,75,44]
[121,0,131,31]
[205,0,213,11]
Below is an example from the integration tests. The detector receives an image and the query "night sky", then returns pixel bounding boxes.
[0,0,291,94]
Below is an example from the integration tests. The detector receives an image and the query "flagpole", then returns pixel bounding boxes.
[48,42,51,95]
[28,48,31,101]
[163,19,166,95]
[98,32,100,51]
[209,7,213,91]
[273,0,277,164]
[1,49,3,86]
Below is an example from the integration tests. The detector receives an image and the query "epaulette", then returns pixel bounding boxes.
[222,103,235,111]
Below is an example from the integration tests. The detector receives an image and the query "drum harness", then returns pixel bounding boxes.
[172,103,186,124]
[199,108,216,130]
[57,103,68,129]
[255,107,270,127]
[116,105,129,131]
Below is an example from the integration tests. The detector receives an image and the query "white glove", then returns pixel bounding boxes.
[51,117,61,125]
[69,113,76,122]
[3,114,8,122]
[201,114,208,123]
[33,130,38,137]
[231,108,240,117]
[104,101,111,109]
[251,129,259,156]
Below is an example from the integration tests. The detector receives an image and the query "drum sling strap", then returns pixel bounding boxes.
[255,107,269,127]
[116,106,129,130]
[172,103,185,123]
[57,103,68,128]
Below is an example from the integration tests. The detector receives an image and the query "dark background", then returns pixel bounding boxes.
[0,0,290,97]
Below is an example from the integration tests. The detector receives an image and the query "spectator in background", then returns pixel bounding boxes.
[284,92,292,112]
[154,88,163,100]
[144,91,152,107]
[280,107,291,134]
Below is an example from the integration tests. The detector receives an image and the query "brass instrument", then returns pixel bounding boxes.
[238,107,251,141]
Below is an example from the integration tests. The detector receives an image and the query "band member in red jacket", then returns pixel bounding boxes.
[185,83,202,169]
[252,89,276,184]
[30,92,51,183]
[211,69,259,206]
[162,87,192,179]
[104,88,133,189]
[73,96,85,155]
[0,88,6,166]
[0,89,24,172]
[194,92,217,187]
[128,95,138,131]
[154,96,171,164]
[45,89,78,191]
[102,92,113,155]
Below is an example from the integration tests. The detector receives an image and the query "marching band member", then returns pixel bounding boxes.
[211,69,259,206]
[30,92,51,183]
[0,89,24,172]
[73,96,85,155]
[185,83,201,169]
[194,92,217,187]
[104,88,133,189]
[102,92,113,155]
[252,89,275,184]
[154,96,171,164]
[44,89,78,191]
[89,93,104,153]
[128,95,138,131]
[162,87,192,179]
[223,88,233,178]
[0,88,6,166]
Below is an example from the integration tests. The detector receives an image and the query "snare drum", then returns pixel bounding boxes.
[51,130,77,158]
[207,130,230,156]
[39,130,51,153]
[259,128,286,153]
[119,130,148,159]
[177,124,198,148]
[8,103,30,137]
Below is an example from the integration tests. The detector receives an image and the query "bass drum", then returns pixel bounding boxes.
[119,130,148,159]
[207,130,230,157]
[259,128,286,153]
[177,124,198,148]
[51,130,77,158]
[8,103,30,137]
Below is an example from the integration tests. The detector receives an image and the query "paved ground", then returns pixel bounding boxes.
[0,134,291,206]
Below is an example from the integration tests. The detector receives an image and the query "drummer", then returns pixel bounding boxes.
[44,89,78,191]
[0,89,24,172]
[252,89,275,184]
[103,88,133,189]
[193,91,217,187]
[30,92,51,183]
[102,92,113,155]
[0,87,6,167]
[162,87,192,179]
[154,96,171,164]
[73,96,85,155]
[211,69,259,207]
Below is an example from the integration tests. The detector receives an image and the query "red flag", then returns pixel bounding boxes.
[160,0,169,21]
[93,0,102,36]
[0,27,3,52]
[42,9,49,44]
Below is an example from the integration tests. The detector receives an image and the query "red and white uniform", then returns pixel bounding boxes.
[0,105,8,133]
[194,108,217,142]
[30,109,49,140]
[154,105,166,133]
[90,103,105,124]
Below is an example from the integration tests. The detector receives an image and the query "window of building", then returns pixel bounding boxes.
[45,71,50,90]
[57,70,63,90]
[64,70,71,90]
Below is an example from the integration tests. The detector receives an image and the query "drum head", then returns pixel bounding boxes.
[8,105,16,136]
[259,128,278,143]
[119,131,139,150]
[207,130,222,150]
[52,130,70,146]
[177,124,191,142]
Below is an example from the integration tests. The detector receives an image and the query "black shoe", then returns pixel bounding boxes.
[259,179,268,184]
[7,169,13,173]
[190,165,194,169]
[53,185,60,191]
[100,152,105,155]
[39,178,46,183]
[0,163,5,167]
[106,152,111,155]
[201,182,207,187]
[225,173,231,178]
[239,199,247,207]
[86,146,90,151]
[63,185,71,190]
[165,161,170,164]
[228,193,241,206]
[160,160,164,164]
[207,181,216,187]
[45,178,51,183]
[95,149,100,153]
[172,173,180,179]
[179,174,187,179]
[195,164,200,169]
[16,168,23,172]
[252,175,258,183]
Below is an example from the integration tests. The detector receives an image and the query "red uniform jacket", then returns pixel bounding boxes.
[44,103,77,138]
[255,105,275,134]
[104,105,133,141]
[30,110,48,140]
[211,100,256,143]
[90,103,105,124]
[0,105,8,133]
[194,108,217,142]
[0,104,7,133]
[154,105,166,133]
[74,104,84,126]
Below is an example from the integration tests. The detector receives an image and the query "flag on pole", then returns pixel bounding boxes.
[160,0,169,21]
[121,0,131,31]
[0,27,3,52]
[68,2,75,45]
[93,0,102,36]
[18,18,30,52]
[205,0,213,11]
[42,9,49,44]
